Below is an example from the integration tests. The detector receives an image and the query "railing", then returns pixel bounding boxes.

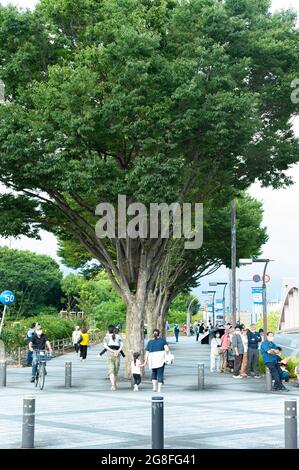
[59,310,85,320]
[5,330,105,367]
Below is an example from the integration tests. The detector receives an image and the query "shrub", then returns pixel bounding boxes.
[258,353,299,378]
[1,314,78,352]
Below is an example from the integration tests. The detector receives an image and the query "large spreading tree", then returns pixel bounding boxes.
[0,0,298,370]
[0,247,62,317]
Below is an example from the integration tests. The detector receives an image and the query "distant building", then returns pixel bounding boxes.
[239,310,250,325]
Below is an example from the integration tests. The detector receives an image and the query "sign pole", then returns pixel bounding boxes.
[0,306,7,336]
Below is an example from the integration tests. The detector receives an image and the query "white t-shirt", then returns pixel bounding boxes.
[131,359,142,375]
[241,334,248,353]
[211,337,221,355]
[104,333,121,347]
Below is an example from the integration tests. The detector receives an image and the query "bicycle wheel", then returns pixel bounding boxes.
[35,363,39,387]
[38,362,46,390]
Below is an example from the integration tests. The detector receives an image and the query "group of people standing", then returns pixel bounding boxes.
[210,323,263,378]
[210,324,299,391]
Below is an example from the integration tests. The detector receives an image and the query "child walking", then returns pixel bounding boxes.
[131,352,144,391]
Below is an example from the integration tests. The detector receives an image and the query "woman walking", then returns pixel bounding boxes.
[79,327,89,361]
[144,329,171,393]
[72,326,82,353]
[103,325,124,391]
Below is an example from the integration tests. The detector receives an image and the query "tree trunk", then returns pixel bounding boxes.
[145,288,173,340]
[124,299,145,379]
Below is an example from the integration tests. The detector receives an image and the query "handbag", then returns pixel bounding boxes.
[165,352,174,365]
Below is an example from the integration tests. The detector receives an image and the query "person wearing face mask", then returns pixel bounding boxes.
[246,324,262,377]
[232,327,244,378]
[210,332,221,372]
[29,327,52,383]
[240,328,249,377]
[260,332,289,392]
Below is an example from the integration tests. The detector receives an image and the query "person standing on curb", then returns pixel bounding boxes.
[79,327,89,361]
[144,329,170,393]
[246,324,262,377]
[173,323,180,342]
[210,332,221,372]
[72,326,82,354]
[220,327,231,373]
[232,327,244,378]
[240,328,248,377]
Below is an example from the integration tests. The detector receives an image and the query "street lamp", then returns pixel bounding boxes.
[239,258,274,333]
[202,290,216,326]
[209,282,228,322]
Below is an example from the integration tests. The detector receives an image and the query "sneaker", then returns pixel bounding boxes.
[133,385,139,392]
[111,385,116,391]
[30,377,35,383]
[280,385,290,392]
[254,375,261,378]
[240,373,248,377]
[80,357,83,361]
[232,375,242,379]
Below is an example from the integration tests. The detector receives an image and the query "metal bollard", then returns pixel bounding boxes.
[22,397,35,449]
[285,400,297,449]
[65,362,72,389]
[198,362,204,390]
[0,360,6,387]
[152,396,164,449]
[265,367,272,392]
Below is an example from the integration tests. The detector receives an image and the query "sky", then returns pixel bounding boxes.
[0,0,299,311]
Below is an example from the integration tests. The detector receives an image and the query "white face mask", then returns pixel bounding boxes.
[268,336,274,341]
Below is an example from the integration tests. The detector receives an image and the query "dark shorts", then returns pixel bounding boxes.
[151,364,165,383]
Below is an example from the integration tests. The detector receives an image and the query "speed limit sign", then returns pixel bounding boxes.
[0,290,15,335]
[0,290,15,305]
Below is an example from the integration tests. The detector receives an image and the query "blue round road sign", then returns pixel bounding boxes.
[253,274,261,283]
[0,290,15,305]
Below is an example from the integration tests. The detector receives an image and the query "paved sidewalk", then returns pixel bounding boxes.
[0,336,298,449]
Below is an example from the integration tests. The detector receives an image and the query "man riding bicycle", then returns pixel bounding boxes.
[29,327,52,383]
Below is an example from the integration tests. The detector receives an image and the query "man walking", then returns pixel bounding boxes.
[173,323,180,342]
[246,324,262,377]
[232,327,244,378]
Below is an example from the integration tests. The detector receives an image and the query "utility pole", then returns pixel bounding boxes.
[231,199,237,326]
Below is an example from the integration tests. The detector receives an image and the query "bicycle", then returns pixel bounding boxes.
[32,350,52,390]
